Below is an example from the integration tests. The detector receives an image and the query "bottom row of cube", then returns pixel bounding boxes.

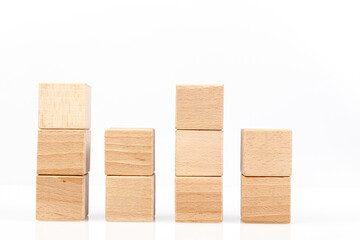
[36,175,290,222]
[241,176,291,223]
[36,174,89,221]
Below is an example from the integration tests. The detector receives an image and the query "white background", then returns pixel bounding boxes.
[1,0,360,239]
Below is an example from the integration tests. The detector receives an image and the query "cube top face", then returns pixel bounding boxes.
[105,128,154,176]
[37,130,90,175]
[176,85,224,130]
[175,130,223,177]
[106,175,155,222]
[241,129,292,176]
[36,175,89,221]
[38,83,91,129]
[175,177,223,222]
[241,176,291,223]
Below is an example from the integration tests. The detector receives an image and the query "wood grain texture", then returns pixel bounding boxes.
[241,175,291,223]
[175,130,223,177]
[105,128,154,176]
[36,174,89,221]
[106,175,155,222]
[241,129,292,176]
[38,83,91,129]
[175,177,222,222]
[37,130,90,175]
[176,85,224,130]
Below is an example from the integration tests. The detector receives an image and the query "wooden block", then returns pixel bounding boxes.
[36,174,89,221]
[175,176,222,222]
[37,130,90,175]
[106,175,155,222]
[241,175,291,223]
[241,129,292,176]
[38,83,91,129]
[176,85,224,130]
[105,128,154,176]
[175,130,223,177]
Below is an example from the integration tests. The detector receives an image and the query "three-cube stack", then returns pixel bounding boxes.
[241,129,292,223]
[105,128,155,221]
[175,85,224,222]
[36,83,91,220]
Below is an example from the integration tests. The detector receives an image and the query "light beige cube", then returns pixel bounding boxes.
[36,174,89,221]
[38,83,91,129]
[241,129,292,176]
[241,175,291,223]
[176,85,224,130]
[175,176,222,222]
[105,128,154,176]
[175,130,223,177]
[106,175,155,222]
[37,130,90,175]
[241,176,291,223]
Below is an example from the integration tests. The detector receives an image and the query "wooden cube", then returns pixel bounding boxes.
[241,175,291,223]
[241,129,292,176]
[38,83,91,129]
[175,177,222,222]
[105,128,154,176]
[176,85,224,130]
[37,130,90,175]
[36,174,89,221]
[175,130,223,177]
[106,175,155,222]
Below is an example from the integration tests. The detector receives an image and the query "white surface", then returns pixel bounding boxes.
[1,0,360,239]
[1,185,360,240]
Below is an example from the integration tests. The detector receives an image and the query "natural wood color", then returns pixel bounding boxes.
[175,177,222,222]
[176,85,224,130]
[38,83,91,129]
[36,174,89,221]
[241,175,291,223]
[105,128,154,176]
[175,130,223,176]
[241,129,292,176]
[37,130,90,175]
[106,175,155,222]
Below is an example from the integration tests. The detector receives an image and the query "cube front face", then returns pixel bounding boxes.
[38,83,91,129]
[37,130,90,175]
[241,129,292,176]
[176,85,224,130]
[241,176,291,223]
[175,130,223,177]
[106,175,155,222]
[175,177,223,222]
[36,174,89,221]
[105,128,154,176]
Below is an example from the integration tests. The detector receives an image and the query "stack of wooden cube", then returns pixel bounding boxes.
[175,84,224,222]
[36,83,91,221]
[105,128,155,222]
[241,129,292,223]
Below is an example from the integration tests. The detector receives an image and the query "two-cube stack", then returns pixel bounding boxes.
[36,83,91,220]
[105,128,155,221]
[241,129,292,223]
[175,85,224,222]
